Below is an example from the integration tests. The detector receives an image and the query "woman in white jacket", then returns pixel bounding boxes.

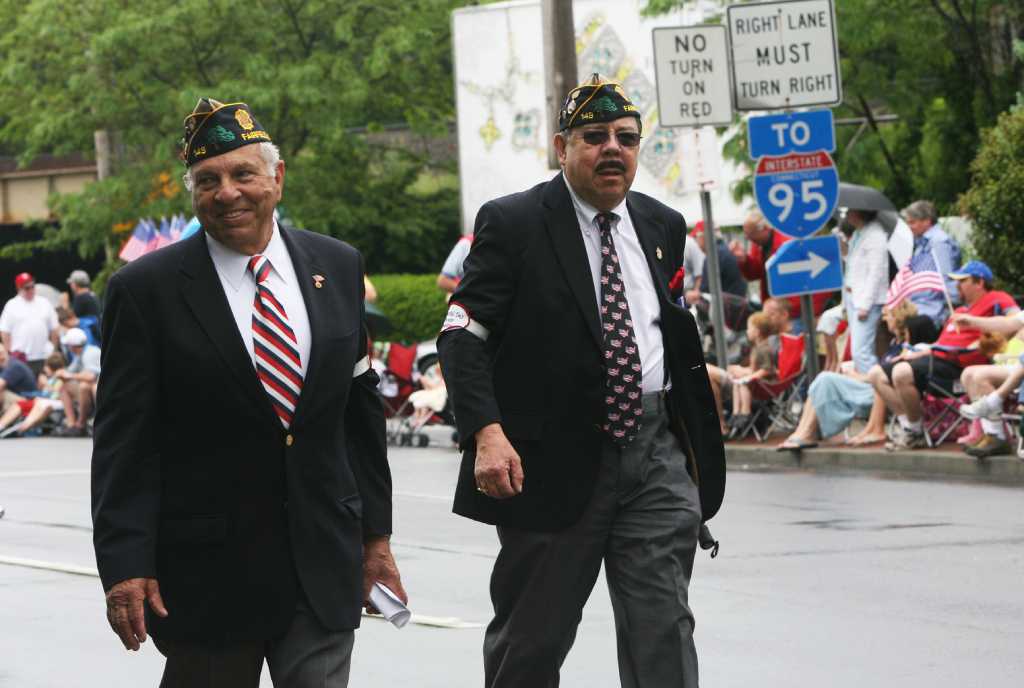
[844,209,889,373]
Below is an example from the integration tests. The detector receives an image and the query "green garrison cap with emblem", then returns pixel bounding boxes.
[558,73,642,133]
[180,98,272,167]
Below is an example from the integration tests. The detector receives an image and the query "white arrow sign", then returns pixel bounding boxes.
[778,251,829,278]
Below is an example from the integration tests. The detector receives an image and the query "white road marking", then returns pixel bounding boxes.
[0,469,90,479]
[0,554,483,629]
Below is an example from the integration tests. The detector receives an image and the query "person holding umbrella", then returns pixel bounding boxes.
[842,207,889,373]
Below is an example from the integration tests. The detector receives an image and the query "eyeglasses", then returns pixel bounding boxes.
[579,130,642,148]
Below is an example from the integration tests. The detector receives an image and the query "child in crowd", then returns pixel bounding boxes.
[0,352,66,438]
[725,312,779,436]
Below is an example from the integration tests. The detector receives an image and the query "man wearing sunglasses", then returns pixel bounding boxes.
[0,272,60,376]
[438,74,725,687]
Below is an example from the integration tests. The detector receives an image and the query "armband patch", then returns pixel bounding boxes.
[442,303,471,332]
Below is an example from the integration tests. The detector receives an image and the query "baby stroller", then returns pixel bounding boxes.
[374,341,455,447]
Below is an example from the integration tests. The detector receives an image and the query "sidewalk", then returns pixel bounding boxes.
[726,437,1024,485]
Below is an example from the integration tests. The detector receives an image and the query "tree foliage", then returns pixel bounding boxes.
[0,0,465,273]
[960,107,1024,292]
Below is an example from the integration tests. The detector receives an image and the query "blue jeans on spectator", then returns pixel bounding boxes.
[846,302,882,374]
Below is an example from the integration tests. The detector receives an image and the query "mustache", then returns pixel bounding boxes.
[596,160,626,174]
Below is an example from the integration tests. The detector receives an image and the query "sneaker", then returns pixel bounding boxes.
[886,429,927,451]
[965,434,1012,458]
[959,396,1003,420]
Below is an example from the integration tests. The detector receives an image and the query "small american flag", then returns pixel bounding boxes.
[885,251,947,308]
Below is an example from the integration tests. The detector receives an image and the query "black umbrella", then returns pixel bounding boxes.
[838,182,897,212]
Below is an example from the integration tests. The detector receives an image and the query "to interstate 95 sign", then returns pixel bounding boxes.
[752,151,838,239]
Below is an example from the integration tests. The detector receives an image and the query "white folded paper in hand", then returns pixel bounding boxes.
[369,582,410,628]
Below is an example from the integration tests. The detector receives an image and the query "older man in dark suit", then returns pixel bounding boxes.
[92,99,405,687]
[438,75,726,687]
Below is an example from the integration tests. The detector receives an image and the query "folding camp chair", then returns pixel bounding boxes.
[920,349,973,447]
[734,333,806,441]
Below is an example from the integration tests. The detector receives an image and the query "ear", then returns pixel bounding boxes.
[274,159,286,198]
[553,132,568,167]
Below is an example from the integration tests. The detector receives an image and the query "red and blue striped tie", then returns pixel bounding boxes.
[248,255,303,428]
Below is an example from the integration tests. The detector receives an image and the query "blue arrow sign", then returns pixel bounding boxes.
[766,235,843,298]
[754,151,839,239]
[748,110,836,158]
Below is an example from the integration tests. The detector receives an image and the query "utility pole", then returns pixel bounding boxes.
[542,0,577,170]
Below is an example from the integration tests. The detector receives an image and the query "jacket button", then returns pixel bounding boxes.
[285,434,294,447]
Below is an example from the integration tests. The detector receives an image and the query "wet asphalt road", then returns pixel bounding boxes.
[1,437,1022,687]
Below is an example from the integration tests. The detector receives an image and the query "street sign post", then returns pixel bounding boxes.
[765,235,843,298]
[727,0,842,111]
[652,26,734,128]
[753,151,839,239]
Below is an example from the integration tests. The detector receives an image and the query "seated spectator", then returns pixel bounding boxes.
[706,312,779,436]
[0,342,38,397]
[53,328,101,437]
[868,261,1019,450]
[684,221,747,305]
[0,352,66,438]
[762,297,793,335]
[951,310,1024,458]
[777,306,934,450]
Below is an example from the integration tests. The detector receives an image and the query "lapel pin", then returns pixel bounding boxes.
[313,274,325,289]
[656,247,663,261]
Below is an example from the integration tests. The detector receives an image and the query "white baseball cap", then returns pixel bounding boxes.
[60,328,88,347]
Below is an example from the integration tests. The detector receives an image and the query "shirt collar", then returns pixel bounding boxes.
[205,220,286,291]
[564,173,628,231]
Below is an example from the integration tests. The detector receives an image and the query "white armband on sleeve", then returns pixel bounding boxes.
[441,302,490,341]
[353,355,371,378]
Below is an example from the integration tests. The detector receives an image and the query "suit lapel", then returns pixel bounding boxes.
[178,231,278,425]
[279,227,329,430]
[543,174,602,350]
[626,194,672,305]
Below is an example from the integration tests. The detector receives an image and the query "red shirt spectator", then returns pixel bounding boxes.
[933,262,1018,367]
[730,212,833,317]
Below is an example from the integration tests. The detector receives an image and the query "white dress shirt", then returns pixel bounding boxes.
[205,222,312,377]
[565,176,666,394]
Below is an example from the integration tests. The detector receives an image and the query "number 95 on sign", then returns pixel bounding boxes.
[753,151,838,239]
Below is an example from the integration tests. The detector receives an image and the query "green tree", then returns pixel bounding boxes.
[960,107,1024,292]
[0,0,465,274]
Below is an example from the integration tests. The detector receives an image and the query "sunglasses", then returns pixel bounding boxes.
[579,130,642,148]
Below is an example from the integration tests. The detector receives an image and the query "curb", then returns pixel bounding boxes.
[726,443,1024,485]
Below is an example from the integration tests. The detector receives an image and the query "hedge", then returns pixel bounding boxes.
[960,107,1024,293]
[371,273,449,343]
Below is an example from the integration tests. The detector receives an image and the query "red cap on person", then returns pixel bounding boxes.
[690,220,705,237]
[14,272,34,289]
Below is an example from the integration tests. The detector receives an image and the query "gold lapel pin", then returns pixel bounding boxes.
[655,247,663,260]
[313,274,325,289]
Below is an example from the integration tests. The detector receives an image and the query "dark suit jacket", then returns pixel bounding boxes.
[438,174,725,532]
[91,227,391,643]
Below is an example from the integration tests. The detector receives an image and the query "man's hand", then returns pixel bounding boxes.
[473,423,524,499]
[363,536,407,614]
[728,239,745,261]
[105,577,167,651]
[857,309,869,321]
[684,289,702,306]
[950,312,976,328]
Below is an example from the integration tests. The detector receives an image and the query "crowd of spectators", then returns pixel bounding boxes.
[0,270,102,438]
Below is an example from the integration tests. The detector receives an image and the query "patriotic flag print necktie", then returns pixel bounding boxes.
[596,212,643,446]
[247,254,304,428]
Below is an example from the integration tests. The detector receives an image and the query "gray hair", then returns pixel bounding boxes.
[181,141,281,192]
[902,200,937,224]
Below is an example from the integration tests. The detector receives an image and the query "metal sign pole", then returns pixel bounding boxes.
[799,292,819,380]
[700,188,729,368]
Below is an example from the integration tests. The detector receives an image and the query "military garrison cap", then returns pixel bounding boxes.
[558,73,642,133]
[180,98,272,167]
